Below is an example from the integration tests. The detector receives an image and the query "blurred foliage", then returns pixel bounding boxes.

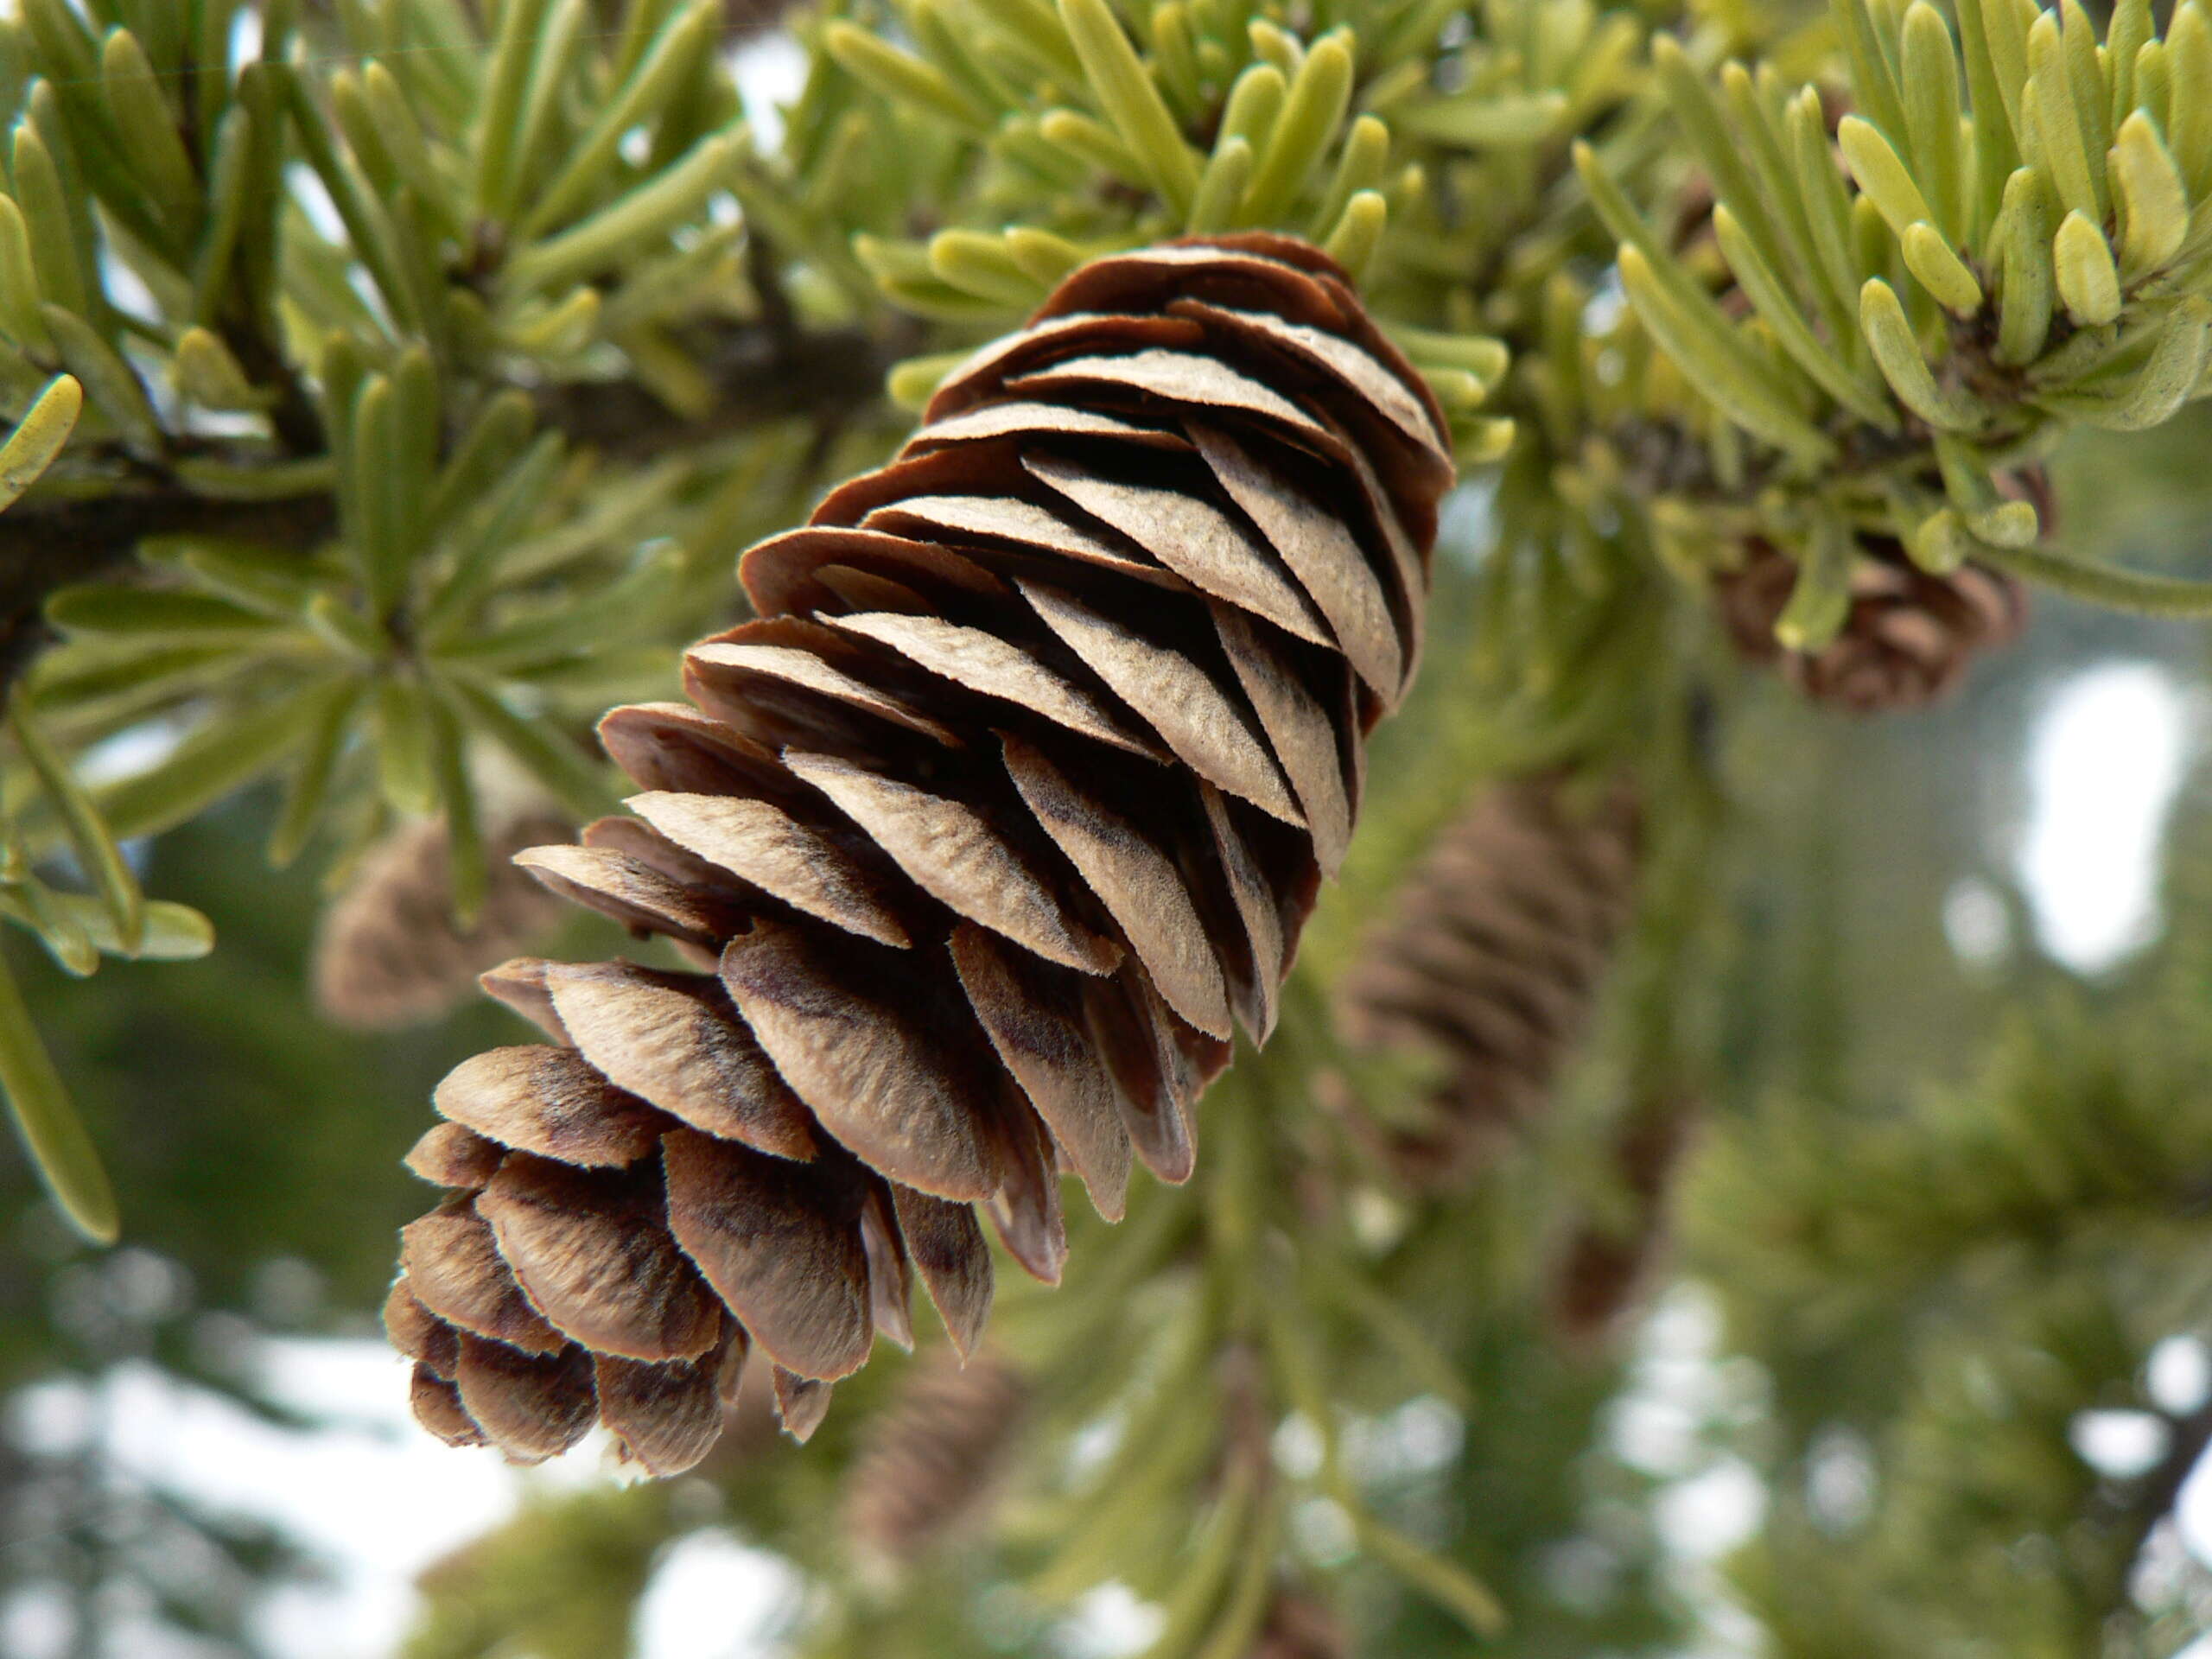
[2,0,2212,1655]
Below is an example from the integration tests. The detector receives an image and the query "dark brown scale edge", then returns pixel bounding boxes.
[384,233,1456,1471]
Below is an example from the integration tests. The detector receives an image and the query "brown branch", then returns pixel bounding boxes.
[2120,1397,2212,1539]
[0,489,339,693]
[2088,1393,2212,1620]
[526,319,903,460]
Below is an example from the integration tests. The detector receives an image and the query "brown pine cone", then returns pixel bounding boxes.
[1334,773,1639,1191]
[313,809,574,1031]
[1249,1588,1349,1659]
[385,235,1455,1470]
[840,1348,1028,1567]
[721,0,796,32]
[1545,1098,1698,1347]
[1713,534,2026,714]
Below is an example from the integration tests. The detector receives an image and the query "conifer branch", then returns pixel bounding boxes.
[0,486,338,699]
[0,312,899,701]
[524,316,902,459]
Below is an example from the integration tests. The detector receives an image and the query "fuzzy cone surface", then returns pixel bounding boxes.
[1336,774,1639,1190]
[385,234,1454,1471]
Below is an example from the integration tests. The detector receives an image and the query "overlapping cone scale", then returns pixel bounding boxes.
[386,234,1454,1470]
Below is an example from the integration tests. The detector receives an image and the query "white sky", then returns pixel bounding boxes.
[2015,662,2196,974]
[2,1341,798,1659]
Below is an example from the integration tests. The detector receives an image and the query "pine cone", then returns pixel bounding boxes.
[840,1348,1028,1567]
[1713,534,2026,714]
[1334,774,1638,1191]
[720,0,798,35]
[1545,1099,1698,1347]
[1249,1589,1349,1659]
[314,809,574,1030]
[386,235,1454,1469]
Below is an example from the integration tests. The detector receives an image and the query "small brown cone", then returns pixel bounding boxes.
[315,810,573,1030]
[840,1349,1028,1567]
[1334,774,1638,1191]
[1249,1588,1349,1659]
[1713,534,2026,714]
[1545,1099,1699,1348]
[388,235,1455,1466]
[721,0,791,31]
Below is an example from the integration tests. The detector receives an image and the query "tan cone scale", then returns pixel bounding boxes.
[1335,773,1638,1190]
[385,234,1454,1471]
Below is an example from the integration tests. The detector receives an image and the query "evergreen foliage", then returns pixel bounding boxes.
[2,0,2212,1653]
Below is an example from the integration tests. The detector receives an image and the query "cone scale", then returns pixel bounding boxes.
[385,234,1454,1471]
